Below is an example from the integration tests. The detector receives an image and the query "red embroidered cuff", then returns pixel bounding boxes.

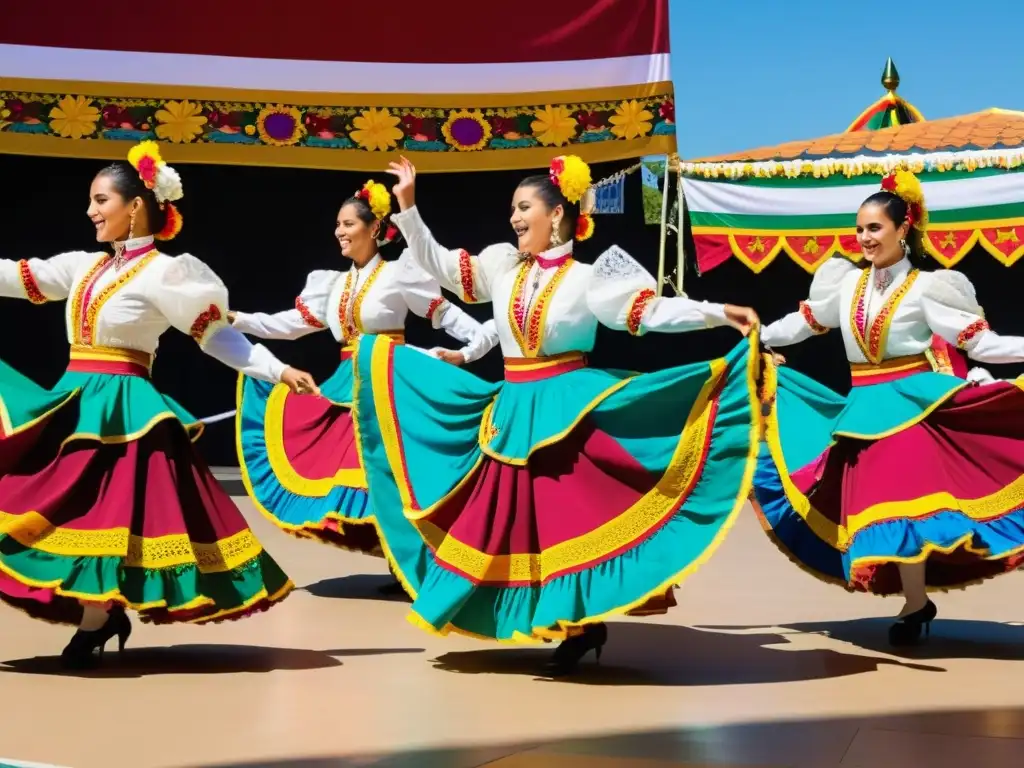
[957,318,989,349]
[190,304,225,344]
[799,301,828,335]
[425,296,449,322]
[295,297,325,328]
[457,249,478,303]
[626,288,657,336]
[17,260,47,304]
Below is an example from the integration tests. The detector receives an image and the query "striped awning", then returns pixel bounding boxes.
[0,1,675,171]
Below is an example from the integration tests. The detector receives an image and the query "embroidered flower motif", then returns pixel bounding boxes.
[49,95,99,139]
[350,107,403,152]
[608,99,654,140]
[531,105,577,147]
[441,110,492,152]
[256,105,305,147]
[154,100,207,144]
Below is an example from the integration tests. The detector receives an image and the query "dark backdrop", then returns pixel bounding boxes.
[2,154,1022,465]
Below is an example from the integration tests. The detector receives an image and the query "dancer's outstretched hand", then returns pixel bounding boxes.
[724,305,758,336]
[281,367,321,396]
[386,156,417,211]
[433,348,466,366]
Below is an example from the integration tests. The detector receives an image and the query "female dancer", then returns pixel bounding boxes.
[756,170,1024,645]
[347,154,761,676]
[0,142,318,669]
[232,180,496,567]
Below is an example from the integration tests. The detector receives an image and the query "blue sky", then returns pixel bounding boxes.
[668,0,1024,159]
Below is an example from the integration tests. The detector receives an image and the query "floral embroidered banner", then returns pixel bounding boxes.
[0,0,675,172]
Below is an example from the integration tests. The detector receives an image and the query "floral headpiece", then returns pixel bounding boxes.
[355,179,398,242]
[549,155,595,242]
[881,168,929,231]
[126,141,184,241]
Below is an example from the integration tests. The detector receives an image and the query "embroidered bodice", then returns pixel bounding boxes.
[1,236,287,382]
[230,251,497,363]
[761,256,1024,365]
[391,205,731,358]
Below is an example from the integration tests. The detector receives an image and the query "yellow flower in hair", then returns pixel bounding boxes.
[881,168,929,229]
[127,141,165,189]
[550,155,591,205]
[361,180,392,220]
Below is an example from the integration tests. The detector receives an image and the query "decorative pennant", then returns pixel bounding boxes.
[641,156,667,225]
[979,226,1024,266]
[592,176,625,214]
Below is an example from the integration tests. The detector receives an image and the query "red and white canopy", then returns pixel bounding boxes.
[0,1,675,171]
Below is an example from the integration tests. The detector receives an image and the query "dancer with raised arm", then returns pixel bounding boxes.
[756,170,1024,646]
[347,155,761,676]
[0,142,318,669]
[233,179,496,577]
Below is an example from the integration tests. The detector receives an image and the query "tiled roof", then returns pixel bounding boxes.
[688,109,1024,164]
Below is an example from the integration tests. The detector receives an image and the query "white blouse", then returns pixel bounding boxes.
[230,251,496,363]
[761,256,1024,365]
[0,235,287,382]
[391,205,731,358]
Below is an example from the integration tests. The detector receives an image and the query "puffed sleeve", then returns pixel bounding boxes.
[0,251,91,302]
[761,257,857,348]
[150,255,288,383]
[922,270,1024,364]
[390,205,518,303]
[393,251,497,363]
[231,269,336,340]
[587,245,729,334]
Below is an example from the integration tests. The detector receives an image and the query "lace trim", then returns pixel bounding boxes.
[957,319,990,349]
[17,260,47,304]
[0,511,263,573]
[799,301,828,335]
[592,245,645,281]
[295,297,325,328]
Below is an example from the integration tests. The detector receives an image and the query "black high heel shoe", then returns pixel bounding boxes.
[60,606,133,670]
[888,599,937,647]
[542,624,608,677]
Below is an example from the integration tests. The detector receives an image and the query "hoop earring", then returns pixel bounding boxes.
[550,220,563,248]
[128,208,137,241]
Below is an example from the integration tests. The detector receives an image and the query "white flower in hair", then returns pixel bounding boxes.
[154,164,184,204]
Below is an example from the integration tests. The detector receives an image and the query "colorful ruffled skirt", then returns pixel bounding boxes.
[352,331,761,642]
[237,347,426,570]
[0,347,293,625]
[754,354,1024,594]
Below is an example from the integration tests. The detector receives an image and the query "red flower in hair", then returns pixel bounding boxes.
[356,187,370,202]
[385,224,398,241]
[136,155,158,189]
[549,157,565,187]
[881,172,897,193]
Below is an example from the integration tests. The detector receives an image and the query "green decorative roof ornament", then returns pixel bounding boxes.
[847,57,924,132]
